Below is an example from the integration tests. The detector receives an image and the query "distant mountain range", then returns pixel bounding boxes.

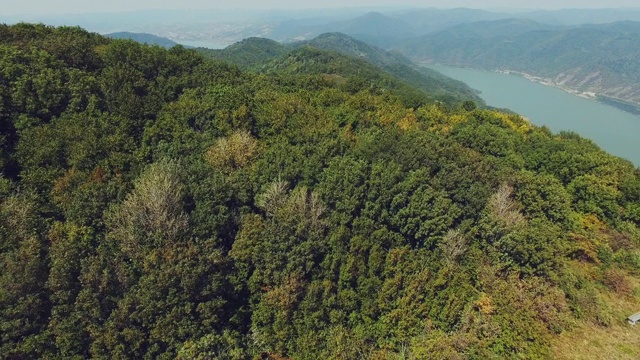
[268,9,509,47]
[7,7,640,48]
[395,19,640,111]
[267,8,640,46]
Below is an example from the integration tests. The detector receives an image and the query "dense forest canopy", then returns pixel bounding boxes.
[1,23,640,359]
[195,32,483,108]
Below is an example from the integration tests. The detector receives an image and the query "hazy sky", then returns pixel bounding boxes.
[4,0,640,15]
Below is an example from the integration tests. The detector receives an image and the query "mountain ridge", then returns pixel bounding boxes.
[199,32,483,107]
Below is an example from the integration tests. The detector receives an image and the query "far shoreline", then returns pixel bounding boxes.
[496,69,640,117]
[421,62,640,117]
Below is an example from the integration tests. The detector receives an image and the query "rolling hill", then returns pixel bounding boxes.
[200,32,483,107]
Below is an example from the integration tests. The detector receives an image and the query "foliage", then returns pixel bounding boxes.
[1,24,639,359]
[198,32,484,108]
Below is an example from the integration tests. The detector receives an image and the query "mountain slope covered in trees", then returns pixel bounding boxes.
[397,19,640,112]
[2,23,640,360]
[199,33,483,107]
[105,31,179,48]
[196,37,288,69]
[301,33,483,105]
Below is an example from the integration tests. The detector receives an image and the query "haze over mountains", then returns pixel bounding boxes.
[6,7,640,46]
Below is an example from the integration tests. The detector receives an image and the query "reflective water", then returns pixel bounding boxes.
[427,64,640,165]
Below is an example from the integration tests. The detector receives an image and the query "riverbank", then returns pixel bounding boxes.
[496,69,640,116]
[596,96,640,116]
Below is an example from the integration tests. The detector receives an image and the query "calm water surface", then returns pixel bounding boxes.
[427,64,640,165]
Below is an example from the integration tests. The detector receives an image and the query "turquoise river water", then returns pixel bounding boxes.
[427,64,640,165]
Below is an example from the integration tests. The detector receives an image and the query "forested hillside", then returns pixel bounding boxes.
[397,20,640,111]
[105,32,179,48]
[2,23,640,359]
[196,37,288,69]
[198,33,483,107]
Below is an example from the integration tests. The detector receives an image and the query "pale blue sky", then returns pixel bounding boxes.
[4,0,640,15]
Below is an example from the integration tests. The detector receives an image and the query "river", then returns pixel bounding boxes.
[426,64,640,166]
